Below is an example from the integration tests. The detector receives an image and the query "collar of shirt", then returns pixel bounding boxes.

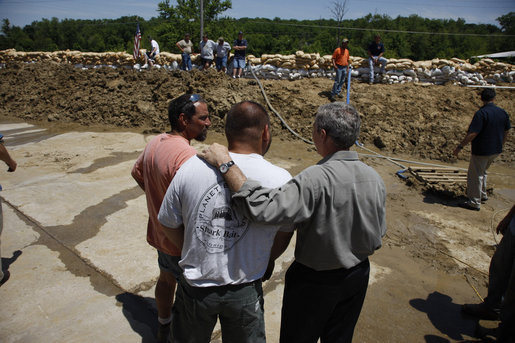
[317,150,359,165]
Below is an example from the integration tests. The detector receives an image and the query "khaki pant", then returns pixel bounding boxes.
[466,154,498,207]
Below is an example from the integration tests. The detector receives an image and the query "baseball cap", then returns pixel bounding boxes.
[238,31,243,35]
[218,36,224,41]
[342,38,349,43]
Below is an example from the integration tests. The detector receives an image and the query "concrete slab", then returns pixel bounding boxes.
[0,121,499,343]
[0,123,304,342]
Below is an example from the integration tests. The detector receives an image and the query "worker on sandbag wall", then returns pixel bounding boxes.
[330,38,351,101]
[367,34,387,84]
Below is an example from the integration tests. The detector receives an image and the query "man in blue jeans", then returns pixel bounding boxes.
[330,38,350,101]
[368,34,387,84]
[176,33,194,71]
[232,31,247,78]
[215,37,231,73]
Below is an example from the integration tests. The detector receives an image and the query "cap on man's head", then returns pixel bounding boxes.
[238,31,243,35]
[218,37,224,42]
[342,38,349,43]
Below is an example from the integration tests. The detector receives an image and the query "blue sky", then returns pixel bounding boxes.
[0,0,513,28]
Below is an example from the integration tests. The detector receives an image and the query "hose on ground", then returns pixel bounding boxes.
[248,62,314,145]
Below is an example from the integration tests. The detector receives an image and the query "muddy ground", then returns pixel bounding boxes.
[0,62,514,341]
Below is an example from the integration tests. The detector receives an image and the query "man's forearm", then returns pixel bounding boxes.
[162,225,184,251]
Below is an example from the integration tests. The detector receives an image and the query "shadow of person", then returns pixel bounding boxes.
[410,291,477,341]
[317,90,333,99]
[1,249,22,271]
[115,292,159,343]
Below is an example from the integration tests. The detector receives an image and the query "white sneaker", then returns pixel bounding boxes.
[232,75,236,79]
[142,63,149,69]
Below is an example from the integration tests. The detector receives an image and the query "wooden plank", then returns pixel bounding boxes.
[409,166,463,172]
[412,173,466,177]
[408,165,467,184]
[416,174,466,179]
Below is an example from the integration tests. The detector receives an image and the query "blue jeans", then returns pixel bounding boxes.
[331,65,347,96]
[216,56,228,71]
[369,56,387,83]
[233,58,246,69]
[171,280,266,343]
[181,53,192,71]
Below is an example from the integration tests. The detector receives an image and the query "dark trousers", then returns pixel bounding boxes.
[280,259,370,343]
[485,226,515,342]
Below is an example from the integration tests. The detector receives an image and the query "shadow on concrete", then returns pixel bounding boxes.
[1,249,22,272]
[116,292,158,343]
[410,291,477,342]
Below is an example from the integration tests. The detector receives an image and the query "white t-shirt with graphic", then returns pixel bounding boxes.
[158,152,293,287]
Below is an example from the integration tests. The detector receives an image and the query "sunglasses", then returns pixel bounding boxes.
[189,94,201,103]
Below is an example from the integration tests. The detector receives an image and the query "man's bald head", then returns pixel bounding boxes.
[225,101,271,146]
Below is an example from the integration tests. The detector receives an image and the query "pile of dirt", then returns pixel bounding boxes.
[0,62,513,166]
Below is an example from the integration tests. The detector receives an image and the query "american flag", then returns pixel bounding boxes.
[133,23,141,61]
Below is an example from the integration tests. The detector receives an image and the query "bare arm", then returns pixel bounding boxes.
[161,224,184,251]
[176,42,184,52]
[262,230,294,281]
[198,143,247,192]
[131,156,145,191]
[453,132,478,157]
[0,142,17,172]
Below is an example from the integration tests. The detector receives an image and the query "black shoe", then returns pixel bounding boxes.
[459,201,480,211]
[329,95,336,101]
[157,322,171,343]
[462,303,499,320]
[337,93,344,98]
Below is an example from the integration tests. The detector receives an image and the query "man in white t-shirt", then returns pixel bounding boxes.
[199,34,217,71]
[158,101,293,343]
[143,36,160,68]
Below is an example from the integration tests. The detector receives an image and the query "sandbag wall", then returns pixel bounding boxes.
[1,49,513,86]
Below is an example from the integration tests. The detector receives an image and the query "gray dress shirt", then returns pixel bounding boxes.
[232,150,386,271]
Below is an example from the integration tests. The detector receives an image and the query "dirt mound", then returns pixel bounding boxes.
[0,62,513,165]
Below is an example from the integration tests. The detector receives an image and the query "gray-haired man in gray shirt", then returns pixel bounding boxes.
[200,102,386,343]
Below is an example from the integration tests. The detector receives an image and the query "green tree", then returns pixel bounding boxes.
[497,12,515,36]
[158,0,232,21]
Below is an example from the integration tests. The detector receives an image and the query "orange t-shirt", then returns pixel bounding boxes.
[332,47,350,66]
[132,133,196,256]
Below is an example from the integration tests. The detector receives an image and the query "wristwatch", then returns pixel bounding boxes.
[219,160,235,174]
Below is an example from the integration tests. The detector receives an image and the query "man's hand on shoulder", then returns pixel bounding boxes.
[198,143,231,167]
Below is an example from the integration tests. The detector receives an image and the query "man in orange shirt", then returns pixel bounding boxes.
[131,93,211,343]
[330,38,351,101]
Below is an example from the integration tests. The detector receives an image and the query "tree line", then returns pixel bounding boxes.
[1,9,513,61]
